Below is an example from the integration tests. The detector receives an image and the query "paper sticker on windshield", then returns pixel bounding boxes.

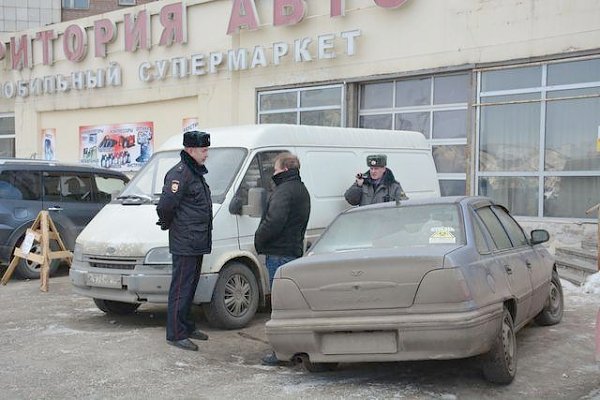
[429,227,456,244]
[171,180,180,193]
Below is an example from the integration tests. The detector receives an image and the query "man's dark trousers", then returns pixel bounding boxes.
[167,254,202,341]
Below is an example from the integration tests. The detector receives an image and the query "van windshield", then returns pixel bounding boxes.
[120,148,247,204]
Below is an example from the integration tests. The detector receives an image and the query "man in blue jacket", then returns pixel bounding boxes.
[156,130,212,351]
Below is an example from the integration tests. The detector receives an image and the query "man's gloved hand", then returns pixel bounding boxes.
[156,220,169,231]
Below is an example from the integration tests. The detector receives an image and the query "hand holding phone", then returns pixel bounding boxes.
[355,172,365,186]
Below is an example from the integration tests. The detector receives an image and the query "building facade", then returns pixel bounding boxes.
[0,0,598,246]
[62,0,157,22]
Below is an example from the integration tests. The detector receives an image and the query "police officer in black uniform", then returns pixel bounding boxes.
[156,130,212,351]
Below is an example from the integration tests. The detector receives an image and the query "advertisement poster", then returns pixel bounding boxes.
[79,122,154,172]
[41,128,56,160]
[182,117,199,133]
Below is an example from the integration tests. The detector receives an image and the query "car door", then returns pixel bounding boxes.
[491,205,549,318]
[476,206,533,328]
[42,171,97,248]
[0,169,43,258]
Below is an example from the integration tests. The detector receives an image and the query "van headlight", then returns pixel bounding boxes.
[73,243,83,262]
[144,247,172,265]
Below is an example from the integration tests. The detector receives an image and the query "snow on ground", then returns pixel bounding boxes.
[561,272,600,305]
[581,272,600,295]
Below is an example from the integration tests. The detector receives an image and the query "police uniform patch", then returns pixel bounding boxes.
[171,180,180,193]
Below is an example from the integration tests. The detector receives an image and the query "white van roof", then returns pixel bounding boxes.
[158,124,429,152]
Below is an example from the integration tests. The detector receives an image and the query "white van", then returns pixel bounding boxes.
[69,124,440,329]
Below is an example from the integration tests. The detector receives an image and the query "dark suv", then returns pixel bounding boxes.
[0,159,129,279]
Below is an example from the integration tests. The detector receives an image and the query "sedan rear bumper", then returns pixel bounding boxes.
[266,303,503,363]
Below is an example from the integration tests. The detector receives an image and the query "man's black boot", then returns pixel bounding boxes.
[189,329,209,341]
[167,338,198,351]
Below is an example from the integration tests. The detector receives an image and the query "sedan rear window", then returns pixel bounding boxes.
[310,204,465,254]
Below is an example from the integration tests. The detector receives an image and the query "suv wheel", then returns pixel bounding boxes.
[13,240,60,280]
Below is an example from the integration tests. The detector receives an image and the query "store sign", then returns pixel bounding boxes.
[79,122,154,172]
[0,0,408,98]
[227,0,409,34]
[0,2,186,70]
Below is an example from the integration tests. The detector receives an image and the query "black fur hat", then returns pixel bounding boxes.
[183,131,210,148]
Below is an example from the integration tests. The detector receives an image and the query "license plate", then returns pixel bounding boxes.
[85,273,122,289]
[321,331,397,355]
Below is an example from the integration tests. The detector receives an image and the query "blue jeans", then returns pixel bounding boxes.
[266,255,298,287]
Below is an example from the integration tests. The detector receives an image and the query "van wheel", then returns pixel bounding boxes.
[481,306,517,384]
[13,240,60,280]
[203,262,259,329]
[534,270,564,326]
[93,298,140,315]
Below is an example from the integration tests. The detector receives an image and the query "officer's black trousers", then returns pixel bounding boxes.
[167,254,202,341]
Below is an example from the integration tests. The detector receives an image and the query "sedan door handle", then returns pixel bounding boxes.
[525,260,532,268]
[47,206,63,211]
[504,265,513,275]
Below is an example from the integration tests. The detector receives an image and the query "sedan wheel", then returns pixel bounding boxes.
[534,270,564,326]
[482,307,517,384]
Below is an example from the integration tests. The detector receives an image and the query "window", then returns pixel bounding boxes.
[118,0,136,5]
[0,171,41,201]
[359,73,470,196]
[236,151,285,206]
[476,207,512,250]
[476,57,600,218]
[94,175,128,202]
[491,206,529,247]
[0,114,15,158]
[44,173,93,203]
[258,85,344,127]
[62,0,89,9]
[471,212,491,254]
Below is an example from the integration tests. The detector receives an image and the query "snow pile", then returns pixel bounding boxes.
[581,271,600,295]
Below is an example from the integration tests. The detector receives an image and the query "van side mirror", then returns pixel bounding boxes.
[530,229,549,245]
[242,187,266,218]
[229,195,243,215]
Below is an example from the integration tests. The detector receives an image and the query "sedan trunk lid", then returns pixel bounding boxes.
[280,247,455,311]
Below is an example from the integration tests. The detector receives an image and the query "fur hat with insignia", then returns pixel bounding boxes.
[366,154,387,167]
[183,130,211,148]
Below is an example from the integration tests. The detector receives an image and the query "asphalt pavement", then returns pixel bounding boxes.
[0,270,598,400]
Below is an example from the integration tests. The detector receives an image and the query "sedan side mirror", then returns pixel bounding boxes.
[530,229,549,245]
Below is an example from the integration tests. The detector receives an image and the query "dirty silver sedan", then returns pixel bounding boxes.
[266,196,563,384]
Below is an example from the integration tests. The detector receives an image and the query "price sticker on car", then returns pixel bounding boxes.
[429,227,456,244]
[20,231,35,254]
